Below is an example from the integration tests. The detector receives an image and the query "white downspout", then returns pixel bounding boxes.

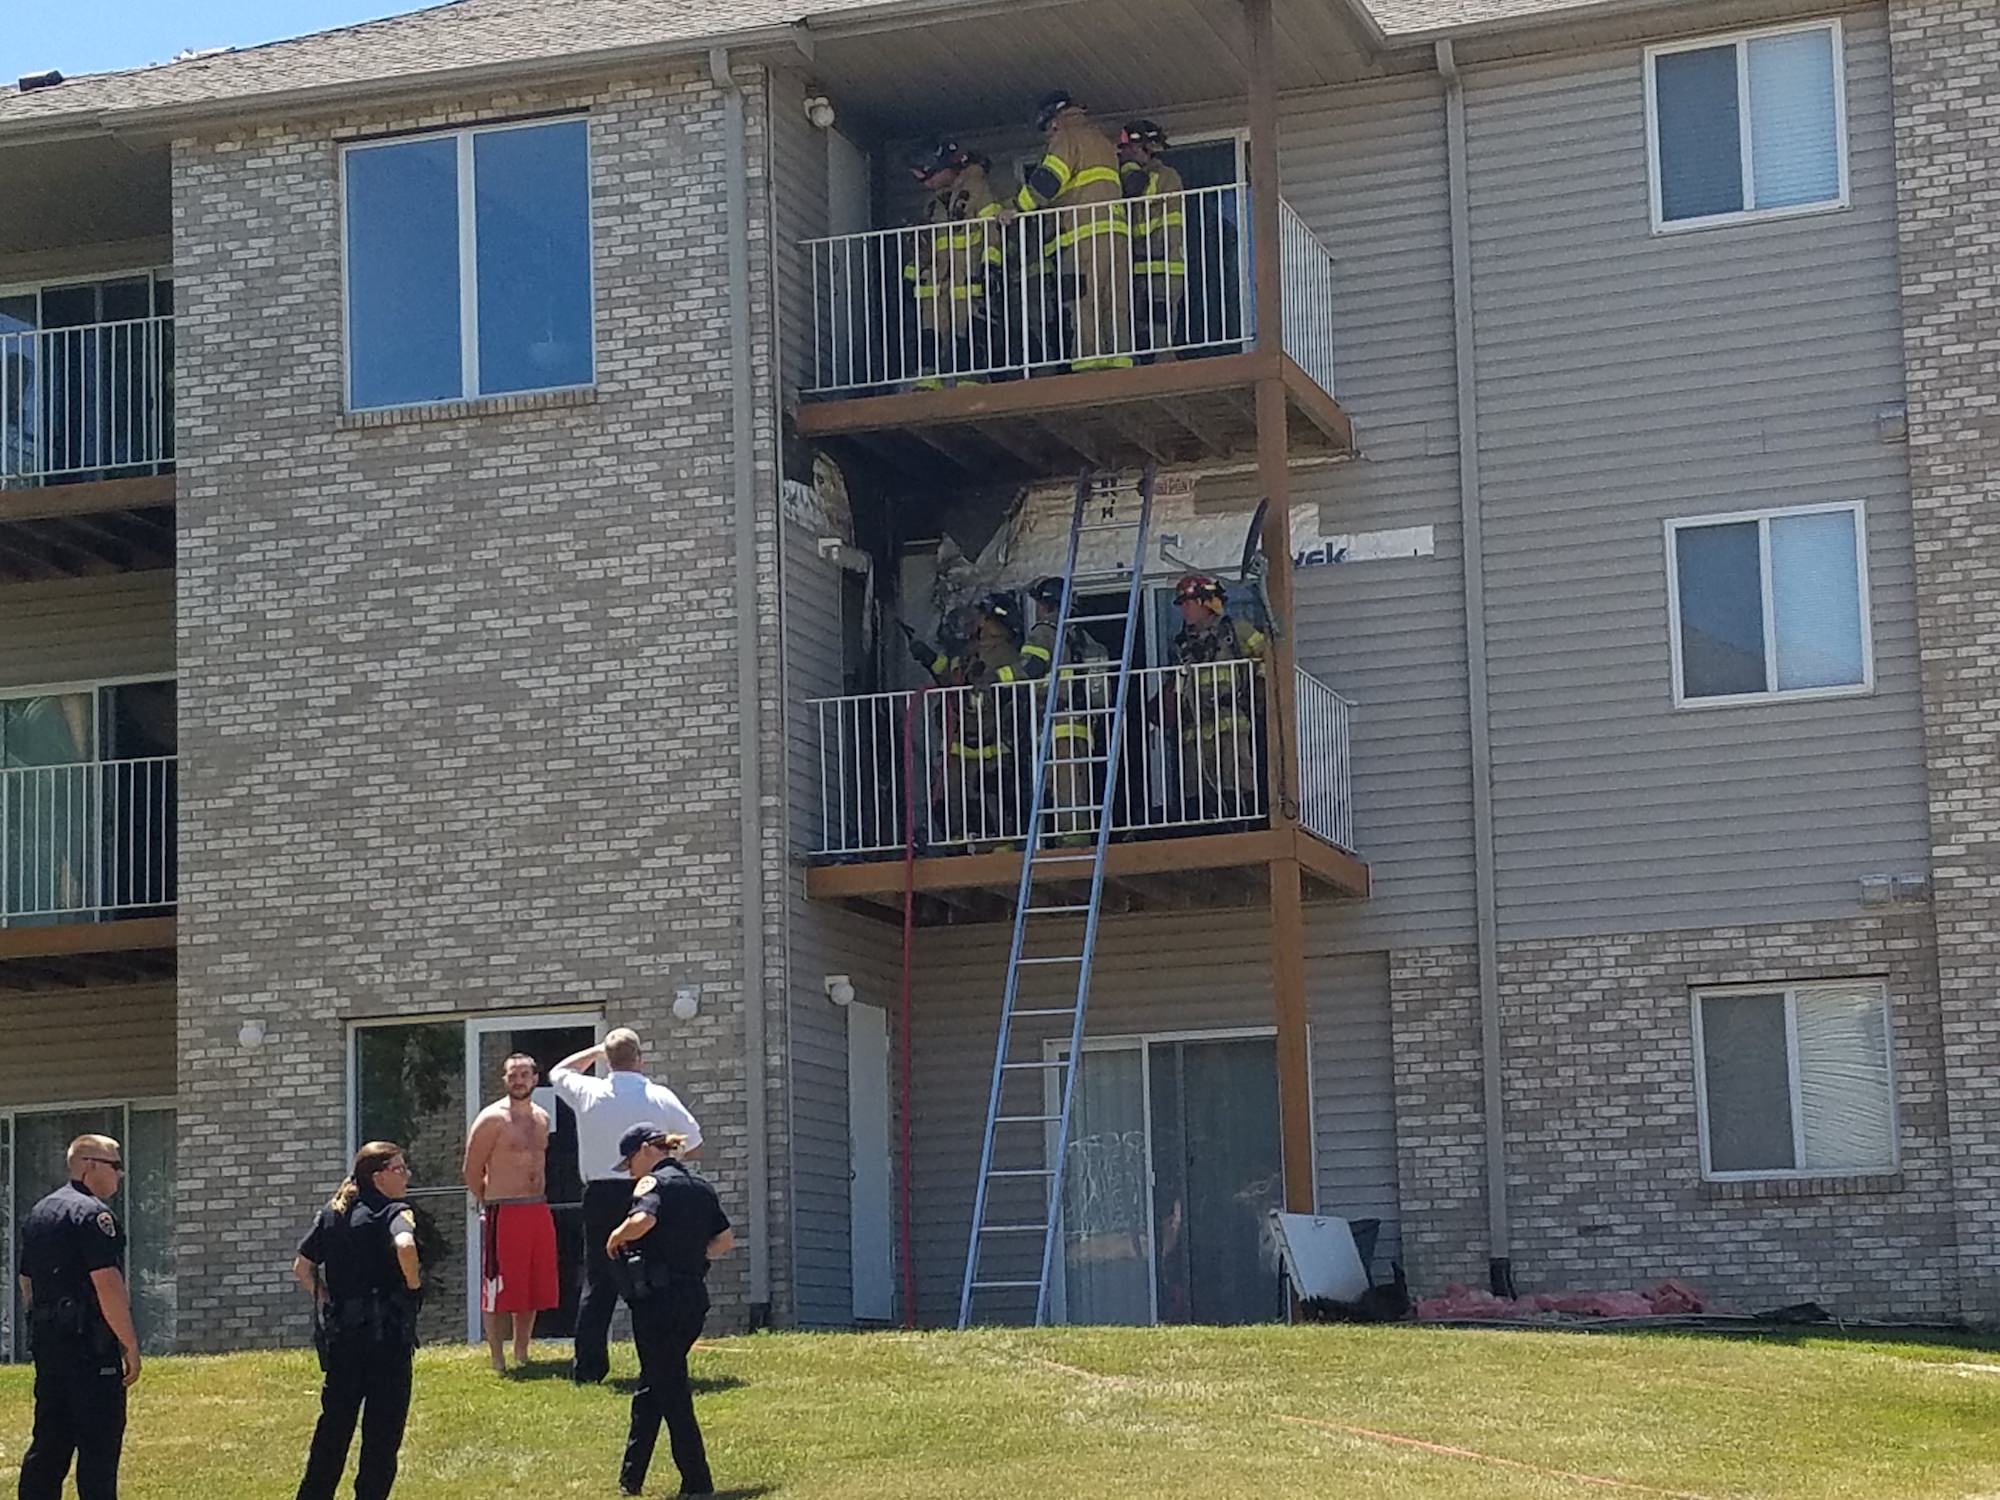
[709,43,773,1323]
[1437,37,1512,1297]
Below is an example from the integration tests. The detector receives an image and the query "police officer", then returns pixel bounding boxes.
[604,1122,734,1499]
[291,1141,423,1500]
[17,1133,140,1500]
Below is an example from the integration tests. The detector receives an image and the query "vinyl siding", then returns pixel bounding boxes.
[0,571,175,689]
[0,983,176,1109]
[905,913,1398,1325]
[767,67,829,416]
[1464,5,1926,938]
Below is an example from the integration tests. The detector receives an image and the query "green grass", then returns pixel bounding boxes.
[7,1325,2000,1498]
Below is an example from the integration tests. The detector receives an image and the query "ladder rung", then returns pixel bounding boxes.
[972,1279,1045,1290]
[1066,611,1131,624]
[1027,904,1091,914]
[1033,853,1097,864]
[994,1114,1062,1124]
[1075,522,1140,534]
[978,1222,1050,1233]
[1001,1059,1065,1070]
[1010,1007,1078,1018]
[1016,954,1083,965]
[987,1167,1057,1177]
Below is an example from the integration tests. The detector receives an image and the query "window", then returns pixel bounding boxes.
[1694,982,1896,1178]
[1666,503,1871,705]
[1646,21,1847,230]
[342,117,593,410]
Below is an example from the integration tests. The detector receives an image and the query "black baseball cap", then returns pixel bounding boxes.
[614,1122,668,1171]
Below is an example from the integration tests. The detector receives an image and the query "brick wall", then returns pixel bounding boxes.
[1497,914,1956,1320]
[1389,945,1491,1291]
[1890,0,2000,1323]
[170,68,790,1350]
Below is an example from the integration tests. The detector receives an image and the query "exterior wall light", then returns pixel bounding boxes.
[672,987,702,1021]
[237,1019,267,1049]
[803,93,835,130]
[824,974,855,1006]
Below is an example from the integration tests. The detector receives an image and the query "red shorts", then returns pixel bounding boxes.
[480,1200,559,1314]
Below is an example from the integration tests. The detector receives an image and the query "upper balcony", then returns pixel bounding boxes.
[792,186,1351,483]
[803,661,1366,923]
[0,754,177,983]
[0,311,176,579]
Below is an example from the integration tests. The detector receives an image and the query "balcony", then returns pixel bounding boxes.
[803,664,1365,922]
[0,315,176,580]
[0,756,177,982]
[793,188,1352,483]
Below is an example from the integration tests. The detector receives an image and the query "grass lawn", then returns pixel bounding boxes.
[6,1324,2000,1498]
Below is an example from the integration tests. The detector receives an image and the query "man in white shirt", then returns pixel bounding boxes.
[549,1028,702,1384]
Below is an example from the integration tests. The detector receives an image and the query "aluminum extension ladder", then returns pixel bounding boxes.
[957,464,1155,1328]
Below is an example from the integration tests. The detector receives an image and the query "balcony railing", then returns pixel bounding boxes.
[803,184,1335,398]
[808,663,1354,859]
[0,756,177,925]
[0,316,175,484]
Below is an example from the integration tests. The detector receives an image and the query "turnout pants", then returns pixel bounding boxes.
[18,1351,126,1500]
[573,1178,634,1382]
[1066,225,1133,369]
[294,1338,412,1500]
[622,1288,714,1497]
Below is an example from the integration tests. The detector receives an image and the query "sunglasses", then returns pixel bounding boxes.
[85,1157,124,1172]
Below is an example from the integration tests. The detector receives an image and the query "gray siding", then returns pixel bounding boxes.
[1465,6,1927,937]
[906,913,1399,1325]
[0,572,175,689]
[0,983,176,1109]
[767,67,829,416]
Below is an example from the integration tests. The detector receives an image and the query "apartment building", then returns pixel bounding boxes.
[0,0,1992,1353]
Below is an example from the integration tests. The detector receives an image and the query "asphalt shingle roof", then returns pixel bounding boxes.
[0,0,1640,134]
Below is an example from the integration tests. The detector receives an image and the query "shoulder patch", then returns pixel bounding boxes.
[635,1175,657,1196]
[96,1211,118,1237]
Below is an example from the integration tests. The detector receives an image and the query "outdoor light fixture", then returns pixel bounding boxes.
[823,973,855,1007]
[803,92,835,129]
[237,1019,267,1049]
[672,987,702,1021]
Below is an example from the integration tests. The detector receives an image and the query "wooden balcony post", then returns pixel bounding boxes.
[1246,0,1315,1219]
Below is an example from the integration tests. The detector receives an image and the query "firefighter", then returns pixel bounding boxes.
[1168,574,1267,821]
[1119,120,1188,360]
[1021,577,1112,844]
[936,594,1027,848]
[1010,91,1133,371]
[905,139,1006,388]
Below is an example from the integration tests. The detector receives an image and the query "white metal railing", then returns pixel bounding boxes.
[0,756,177,923]
[1294,667,1355,854]
[0,316,175,483]
[806,184,1275,393]
[810,660,1354,858]
[1280,201,1338,399]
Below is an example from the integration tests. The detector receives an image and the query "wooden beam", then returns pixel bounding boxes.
[0,915,176,961]
[794,353,1275,439]
[1158,395,1238,457]
[0,473,174,524]
[806,827,1296,902]
[1282,357,1355,453]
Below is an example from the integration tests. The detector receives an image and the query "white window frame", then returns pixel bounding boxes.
[338,114,597,414]
[1644,17,1851,235]
[1691,980,1899,1181]
[1663,499,1874,709]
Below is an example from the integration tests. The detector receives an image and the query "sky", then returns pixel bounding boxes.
[0,0,436,84]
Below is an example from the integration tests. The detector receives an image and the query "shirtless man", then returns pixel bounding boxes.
[462,1053,558,1371]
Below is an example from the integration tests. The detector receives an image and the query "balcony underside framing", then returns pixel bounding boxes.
[0,915,177,990]
[794,352,1351,484]
[0,474,175,580]
[805,825,1367,926]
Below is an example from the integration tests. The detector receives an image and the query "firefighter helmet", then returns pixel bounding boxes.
[1174,574,1227,612]
[909,137,972,182]
[1035,89,1078,132]
[1119,119,1169,156]
[977,591,1023,637]
[1030,576,1066,608]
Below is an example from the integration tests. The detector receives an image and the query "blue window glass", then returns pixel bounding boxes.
[1655,45,1744,222]
[345,137,463,409]
[1675,520,1765,698]
[474,120,594,395]
[1771,510,1863,691]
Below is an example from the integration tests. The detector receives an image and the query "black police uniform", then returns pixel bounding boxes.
[17,1180,129,1500]
[294,1186,421,1500]
[615,1160,730,1497]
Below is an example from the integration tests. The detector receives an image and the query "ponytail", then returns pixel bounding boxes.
[330,1140,404,1212]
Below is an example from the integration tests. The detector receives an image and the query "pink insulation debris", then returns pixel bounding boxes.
[1415,1279,1710,1322]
